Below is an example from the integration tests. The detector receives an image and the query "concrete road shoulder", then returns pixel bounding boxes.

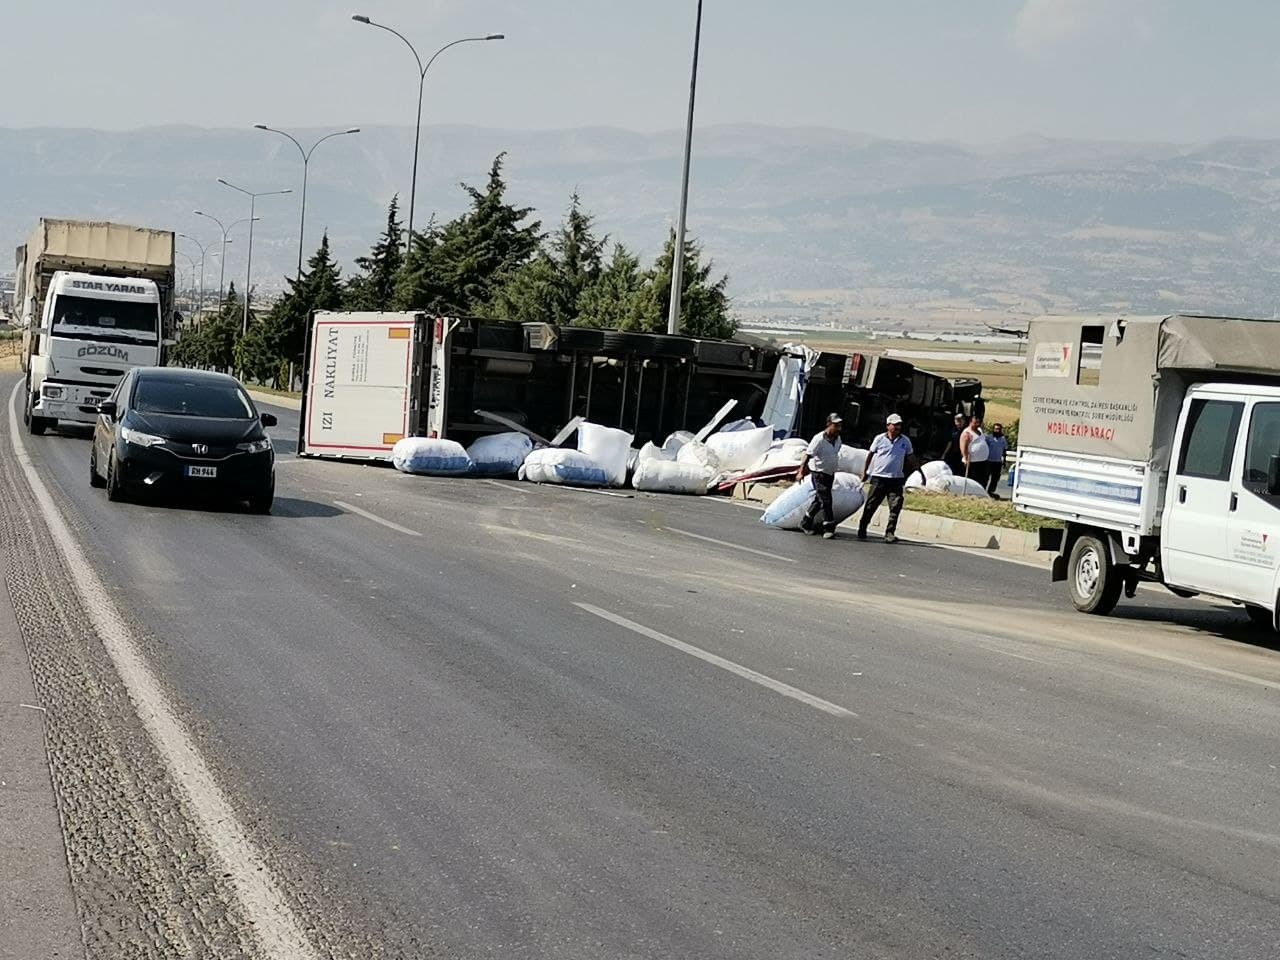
[0,544,84,960]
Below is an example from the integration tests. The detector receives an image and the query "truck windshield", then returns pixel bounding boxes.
[133,380,255,419]
[51,294,159,336]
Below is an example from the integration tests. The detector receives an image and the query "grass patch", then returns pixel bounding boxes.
[904,489,1061,532]
[244,383,302,400]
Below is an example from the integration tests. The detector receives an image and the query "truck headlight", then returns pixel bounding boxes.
[42,385,63,399]
[237,438,272,454]
[120,427,166,448]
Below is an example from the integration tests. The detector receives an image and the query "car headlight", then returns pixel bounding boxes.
[237,438,272,453]
[120,426,166,448]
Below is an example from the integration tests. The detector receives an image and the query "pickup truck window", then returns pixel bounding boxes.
[1243,402,1280,495]
[1177,398,1242,481]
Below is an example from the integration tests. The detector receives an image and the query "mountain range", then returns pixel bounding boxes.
[4,123,1280,321]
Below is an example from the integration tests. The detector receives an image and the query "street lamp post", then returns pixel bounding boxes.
[667,0,704,336]
[176,251,198,321]
[215,179,291,335]
[352,14,503,253]
[254,124,361,277]
[193,211,253,304]
[177,233,212,316]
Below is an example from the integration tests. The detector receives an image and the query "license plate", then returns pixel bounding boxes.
[186,465,217,478]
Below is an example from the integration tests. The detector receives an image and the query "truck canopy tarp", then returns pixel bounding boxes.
[1020,314,1280,466]
[28,219,174,279]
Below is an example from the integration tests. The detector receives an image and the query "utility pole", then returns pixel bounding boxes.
[667,0,704,335]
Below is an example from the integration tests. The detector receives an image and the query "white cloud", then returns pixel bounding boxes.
[1014,0,1157,56]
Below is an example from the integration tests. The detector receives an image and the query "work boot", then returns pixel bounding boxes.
[800,518,818,536]
[855,529,868,541]
[822,529,835,539]
[884,533,899,544]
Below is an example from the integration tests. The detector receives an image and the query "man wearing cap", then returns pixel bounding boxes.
[797,412,844,539]
[858,413,914,543]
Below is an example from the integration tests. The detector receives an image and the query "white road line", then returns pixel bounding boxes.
[574,602,855,718]
[663,526,797,564]
[334,500,422,537]
[482,479,530,495]
[6,383,319,960]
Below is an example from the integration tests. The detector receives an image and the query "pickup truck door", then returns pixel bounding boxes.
[1161,396,1245,597]
[1226,400,1280,605]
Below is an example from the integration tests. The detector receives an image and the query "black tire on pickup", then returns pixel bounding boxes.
[1067,534,1122,615]
[1245,604,1275,631]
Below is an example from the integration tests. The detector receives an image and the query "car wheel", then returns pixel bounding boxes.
[247,481,274,515]
[106,451,127,503]
[89,445,106,488]
[1067,534,1121,615]
[1245,604,1275,631]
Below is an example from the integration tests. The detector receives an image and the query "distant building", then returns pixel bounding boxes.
[0,275,15,319]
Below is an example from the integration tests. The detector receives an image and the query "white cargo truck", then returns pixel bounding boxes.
[15,219,175,434]
[1013,314,1280,628]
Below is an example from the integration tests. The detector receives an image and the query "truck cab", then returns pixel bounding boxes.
[1161,382,1280,623]
[25,270,162,433]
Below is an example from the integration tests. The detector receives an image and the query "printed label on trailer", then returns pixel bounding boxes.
[1031,342,1073,378]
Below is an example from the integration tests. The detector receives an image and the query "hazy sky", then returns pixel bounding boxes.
[4,0,1280,142]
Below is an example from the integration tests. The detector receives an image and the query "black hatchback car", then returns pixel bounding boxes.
[90,367,277,512]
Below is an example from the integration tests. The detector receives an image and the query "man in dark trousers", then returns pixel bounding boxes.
[797,413,843,539]
[858,413,914,543]
[942,413,966,475]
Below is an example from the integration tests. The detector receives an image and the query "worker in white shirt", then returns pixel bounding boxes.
[797,412,843,539]
[857,413,915,543]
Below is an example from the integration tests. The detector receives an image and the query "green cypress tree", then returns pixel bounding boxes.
[632,231,736,339]
[491,192,604,324]
[346,196,405,311]
[575,243,646,330]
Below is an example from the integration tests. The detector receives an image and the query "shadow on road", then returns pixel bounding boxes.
[1109,603,1280,653]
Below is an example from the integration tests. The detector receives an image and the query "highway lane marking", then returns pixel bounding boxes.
[334,500,422,537]
[482,479,530,495]
[661,526,797,564]
[574,602,856,719]
[6,383,319,960]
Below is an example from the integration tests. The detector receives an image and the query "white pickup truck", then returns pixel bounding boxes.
[1013,314,1280,629]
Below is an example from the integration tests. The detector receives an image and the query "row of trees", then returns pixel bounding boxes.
[172,155,735,386]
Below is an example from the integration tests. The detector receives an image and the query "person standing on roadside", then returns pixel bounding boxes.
[797,413,844,538]
[857,413,914,544]
[943,413,966,475]
[960,414,987,487]
[985,422,1009,497]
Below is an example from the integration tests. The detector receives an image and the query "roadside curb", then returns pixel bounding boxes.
[248,390,301,411]
[730,480,1043,560]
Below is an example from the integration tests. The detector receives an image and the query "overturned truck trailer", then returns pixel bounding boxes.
[298,311,978,462]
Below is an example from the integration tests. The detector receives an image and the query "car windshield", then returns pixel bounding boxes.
[51,294,159,336]
[132,379,255,419]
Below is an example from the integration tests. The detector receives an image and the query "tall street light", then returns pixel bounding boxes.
[667,0,704,336]
[193,210,254,304]
[254,124,361,277]
[176,251,198,321]
[177,233,213,316]
[217,179,291,334]
[352,14,503,253]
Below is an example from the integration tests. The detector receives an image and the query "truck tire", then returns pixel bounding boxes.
[1068,534,1122,615]
[24,394,48,436]
[1245,604,1275,631]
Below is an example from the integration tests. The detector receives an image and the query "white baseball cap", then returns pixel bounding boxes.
[886,413,903,425]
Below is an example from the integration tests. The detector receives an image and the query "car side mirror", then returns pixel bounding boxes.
[98,400,118,419]
[260,412,277,428]
[1269,455,1280,495]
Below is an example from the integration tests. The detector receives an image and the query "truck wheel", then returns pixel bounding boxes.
[1244,605,1275,631]
[1068,534,1122,615]
[24,394,47,436]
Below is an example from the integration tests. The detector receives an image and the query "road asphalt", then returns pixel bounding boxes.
[4,374,1280,959]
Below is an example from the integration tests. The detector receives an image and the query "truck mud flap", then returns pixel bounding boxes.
[1038,526,1065,553]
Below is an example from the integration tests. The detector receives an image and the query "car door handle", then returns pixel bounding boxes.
[1230,492,1239,512]
[1178,484,1187,503]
